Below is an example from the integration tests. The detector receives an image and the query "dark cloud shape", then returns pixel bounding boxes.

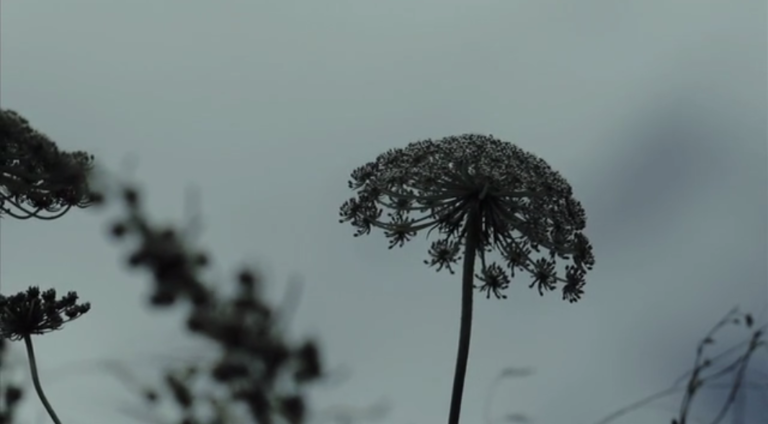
[590,91,734,242]
[724,363,768,424]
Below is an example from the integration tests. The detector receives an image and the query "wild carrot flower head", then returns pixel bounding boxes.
[0,286,91,341]
[339,134,595,302]
[0,109,97,220]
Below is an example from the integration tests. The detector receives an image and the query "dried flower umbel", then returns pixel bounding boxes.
[0,287,90,424]
[0,109,97,220]
[339,134,595,424]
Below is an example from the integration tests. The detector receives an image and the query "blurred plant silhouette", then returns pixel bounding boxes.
[339,134,595,424]
[103,185,324,424]
[0,339,23,424]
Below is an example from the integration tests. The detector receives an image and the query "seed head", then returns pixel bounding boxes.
[339,134,595,301]
[0,286,91,341]
[0,109,96,220]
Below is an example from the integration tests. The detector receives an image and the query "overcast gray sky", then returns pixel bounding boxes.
[1,1,766,424]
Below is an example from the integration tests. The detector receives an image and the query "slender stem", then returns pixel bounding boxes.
[448,205,481,424]
[23,335,63,424]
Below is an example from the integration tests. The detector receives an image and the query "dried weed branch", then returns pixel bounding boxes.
[593,308,766,424]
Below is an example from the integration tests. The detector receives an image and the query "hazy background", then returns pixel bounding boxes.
[1,1,766,423]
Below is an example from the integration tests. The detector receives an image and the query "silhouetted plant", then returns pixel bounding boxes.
[0,287,90,424]
[105,185,324,424]
[0,109,97,220]
[593,307,766,424]
[0,110,96,424]
[339,134,595,424]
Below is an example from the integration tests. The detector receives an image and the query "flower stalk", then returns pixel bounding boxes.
[448,205,480,424]
[24,335,62,424]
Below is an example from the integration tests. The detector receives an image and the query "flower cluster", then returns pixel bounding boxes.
[339,134,595,302]
[0,109,97,220]
[0,286,90,341]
